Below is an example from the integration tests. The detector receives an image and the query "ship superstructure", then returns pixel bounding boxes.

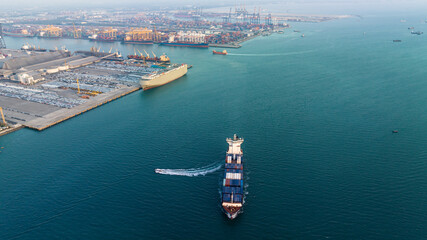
[221,134,244,219]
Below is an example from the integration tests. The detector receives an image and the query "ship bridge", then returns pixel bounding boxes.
[226,134,244,155]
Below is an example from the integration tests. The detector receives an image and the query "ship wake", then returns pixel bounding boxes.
[227,50,315,57]
[155,162,222,177]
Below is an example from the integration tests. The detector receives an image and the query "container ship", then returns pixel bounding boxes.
[160,42,208,48]
[140,64,187,90]
[221,134,244,219]
[4,30,34,38]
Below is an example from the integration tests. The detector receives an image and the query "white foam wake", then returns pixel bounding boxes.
[155,162,222,177]
[227,50,315,57]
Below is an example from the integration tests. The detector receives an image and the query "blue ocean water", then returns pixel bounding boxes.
[1,14,427,239]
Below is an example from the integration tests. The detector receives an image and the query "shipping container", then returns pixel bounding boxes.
[222,193,231,202]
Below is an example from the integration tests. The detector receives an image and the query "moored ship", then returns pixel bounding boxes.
[221,134,244,219]
[140,64,188,90]
[4,31,34,38]
[128,49,170,63]
[160,42,208,48]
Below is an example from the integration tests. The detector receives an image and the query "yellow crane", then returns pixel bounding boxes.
[0,107,6,125]
[76,79,80,94]
[72,23,81,39]
[137,49,144,57]
[143,49,150,58]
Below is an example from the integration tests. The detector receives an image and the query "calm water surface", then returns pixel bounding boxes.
[1,14,427,239]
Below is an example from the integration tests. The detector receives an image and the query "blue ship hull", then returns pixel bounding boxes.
[159,42,209,48]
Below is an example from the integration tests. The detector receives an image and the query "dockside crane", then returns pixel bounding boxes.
[76,79,80,94]
[0,107,7,126]
[143,49,150,58]
[137,49,144,57]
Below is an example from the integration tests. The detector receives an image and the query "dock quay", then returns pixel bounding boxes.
[24,85,141,130]
[0,124,24,137]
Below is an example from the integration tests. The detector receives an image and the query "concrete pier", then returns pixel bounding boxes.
[24,86,141,131]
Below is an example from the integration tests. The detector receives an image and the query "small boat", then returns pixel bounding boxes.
[293,30,301,33]
[393,40,402,42]
[392,130,398,133]
[411,31,423,35]
[301,34,305,38]
[155,169,165,174]
[408,27,414,30]
[213,50,227,55]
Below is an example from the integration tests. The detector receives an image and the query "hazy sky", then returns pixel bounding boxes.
[3,0,427,15]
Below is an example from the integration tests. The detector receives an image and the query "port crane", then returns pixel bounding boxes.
[72,23,81,39]
[0,107,7,126]
[76,79,80,94]
[143,49,150,58]
[137,49,144,57]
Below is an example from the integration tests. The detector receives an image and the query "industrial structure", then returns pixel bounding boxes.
[0,107,6,126]
[0,49,105,84]
[38,25,63,38]
[0,24,6,49]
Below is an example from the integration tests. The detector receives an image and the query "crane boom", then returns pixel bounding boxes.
[143,49,150,58]
[0,107,6,125]
[137,49,144,56]
[152,51,156,58]
[76,79,80,94]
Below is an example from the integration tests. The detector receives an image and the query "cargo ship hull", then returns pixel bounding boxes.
[221,134,244,219]
[140,64,187,90]
[4,32,34,38]
[124,40,154,45]
[160,42,208,48]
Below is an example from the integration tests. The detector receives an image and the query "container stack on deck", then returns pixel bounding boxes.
[222,154,244,205]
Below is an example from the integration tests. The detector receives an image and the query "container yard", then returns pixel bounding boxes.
[0,47,187,134]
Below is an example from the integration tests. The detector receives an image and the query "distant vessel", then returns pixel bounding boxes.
[408,27,414,30]
[393,40,402,42]
[128,50,170,63]
[392,130,399,133]
[301,34,305,37]
[124,40,154,44]
[4,31,33,38]
[293,30,301,33]
[160,42,209,48]
[213,50,227,55]
[140,64,188,90]
[411,31,423,35]
[21,44,47,52]
[221,134,244,220]
[155,169,165,174]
